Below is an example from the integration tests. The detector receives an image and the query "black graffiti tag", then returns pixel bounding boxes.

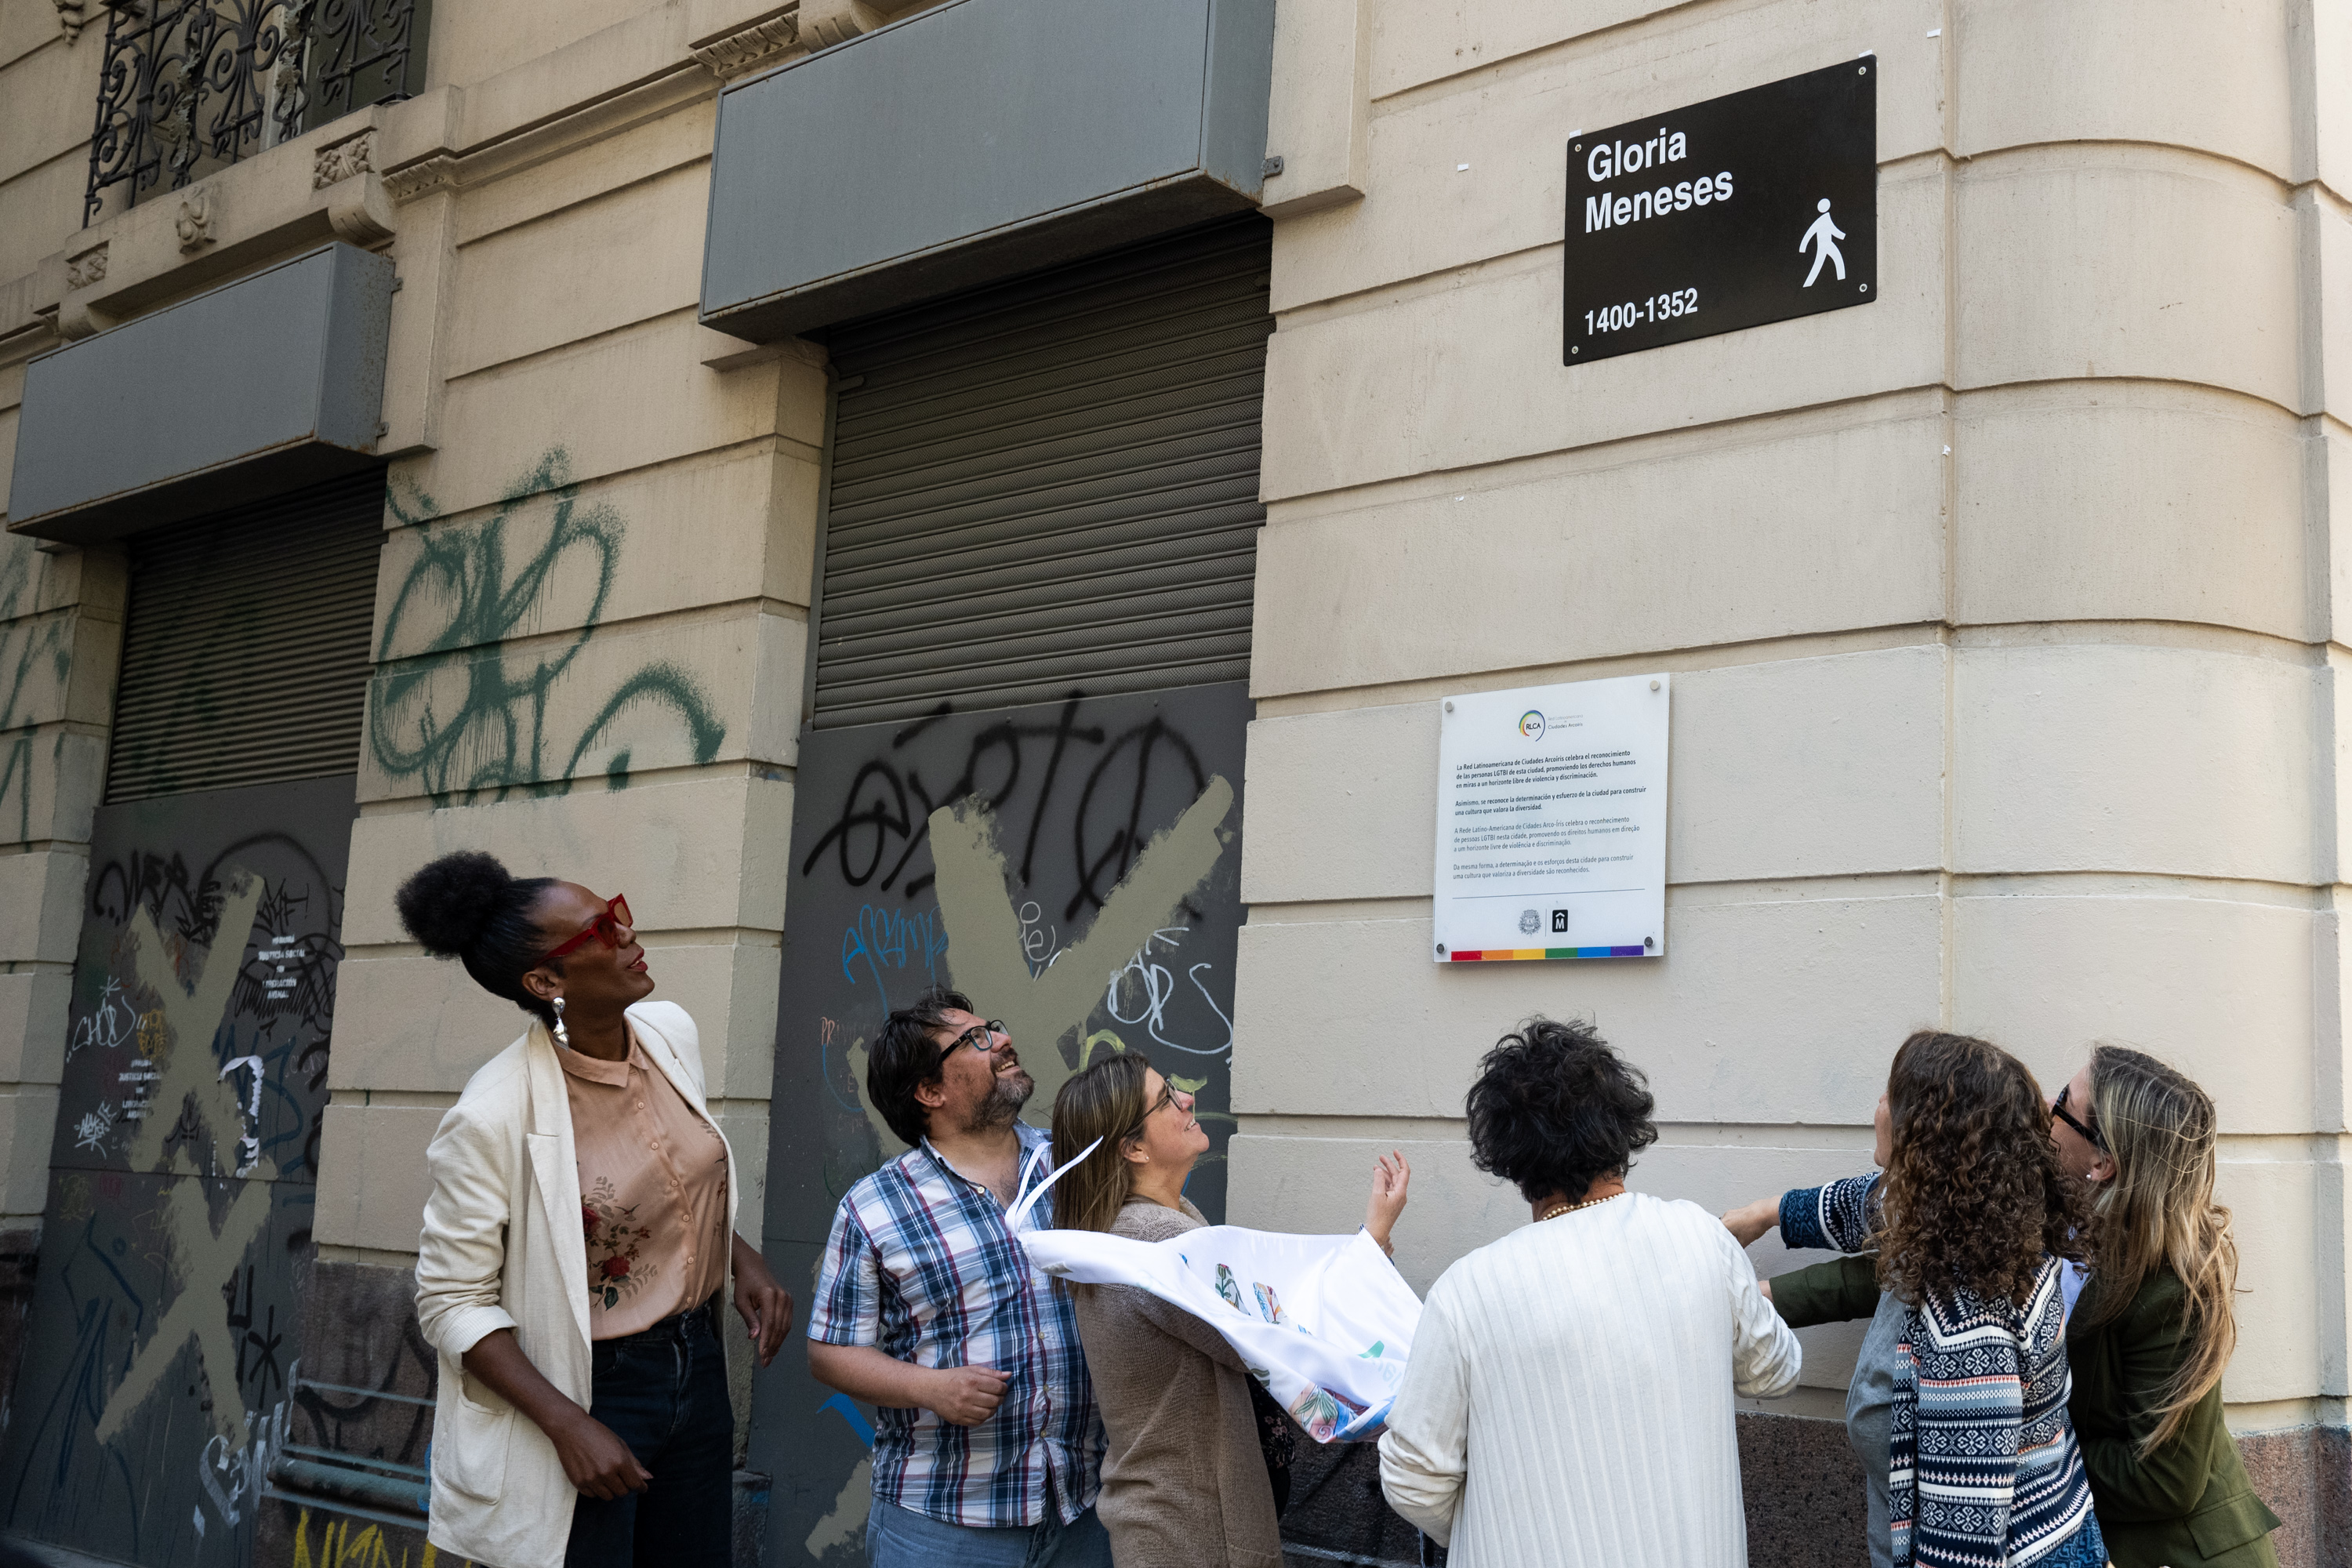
[800,699,1105,899]
[1067,717,1209,921]
[800,697,1210,918]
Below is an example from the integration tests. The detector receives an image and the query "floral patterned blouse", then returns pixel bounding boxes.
[558,1033,731,1338]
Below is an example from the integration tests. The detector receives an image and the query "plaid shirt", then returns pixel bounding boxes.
[809,1123,1104,1527]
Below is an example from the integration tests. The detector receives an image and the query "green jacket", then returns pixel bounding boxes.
[1773,1259,2284,1567]
[1772,1253,1878,1328]
[2067,1268,2280,1568]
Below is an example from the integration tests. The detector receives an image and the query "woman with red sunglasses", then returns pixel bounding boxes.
[399,850,793,1568]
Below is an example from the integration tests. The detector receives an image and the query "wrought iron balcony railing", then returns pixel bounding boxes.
[85,0,428,226]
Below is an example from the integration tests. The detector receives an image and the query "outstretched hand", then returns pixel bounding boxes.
[1365,1150,1412,1253]
[1720,1197,1779,1248]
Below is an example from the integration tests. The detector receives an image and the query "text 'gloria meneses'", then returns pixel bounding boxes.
[1581,130,1733,234]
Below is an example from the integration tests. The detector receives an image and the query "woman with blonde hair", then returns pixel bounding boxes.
[2049,1045,2281,1567]
[1050,1052,1409,1568]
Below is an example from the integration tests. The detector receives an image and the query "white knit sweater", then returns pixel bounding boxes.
[1378,1192,1801,1568]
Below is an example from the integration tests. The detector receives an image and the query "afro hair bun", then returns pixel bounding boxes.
[394,850,517,958]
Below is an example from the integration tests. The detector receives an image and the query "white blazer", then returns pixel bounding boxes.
[414,1000,740,1568]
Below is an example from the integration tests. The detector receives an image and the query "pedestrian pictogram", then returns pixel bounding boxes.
[1800,198,1846,286]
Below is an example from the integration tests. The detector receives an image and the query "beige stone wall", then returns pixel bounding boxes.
[0,0,2342,1544]
[317,16,844,1446]
[0,0,130,1242]
[0,2,93,289]
[318,85,819,1296]
[0,0,848,1380]
[0,525,119,1240]
[1232,0,2352,1442]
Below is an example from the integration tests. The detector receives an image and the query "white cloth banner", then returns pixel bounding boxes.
[1019,1225,1423,1443]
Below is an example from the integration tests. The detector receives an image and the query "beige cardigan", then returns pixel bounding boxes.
[413,1001,739,1568]
[1071,1197,1285,1568]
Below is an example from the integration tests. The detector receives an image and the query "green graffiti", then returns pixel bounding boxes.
[373,449,725,806]
[0,544,74,845]
[565,664,728,786]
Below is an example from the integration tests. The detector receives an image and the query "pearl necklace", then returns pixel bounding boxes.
[1537,1190,1627,1223]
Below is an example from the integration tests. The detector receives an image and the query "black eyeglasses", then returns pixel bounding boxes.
[2053,1082,2106,1152]
[939,1020,1008,1065]
[1120,1080,1177,1145]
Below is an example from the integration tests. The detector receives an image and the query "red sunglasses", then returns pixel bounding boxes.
[542,893,633,961]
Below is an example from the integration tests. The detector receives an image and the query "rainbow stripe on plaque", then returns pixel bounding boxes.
[1449,945,1647,962]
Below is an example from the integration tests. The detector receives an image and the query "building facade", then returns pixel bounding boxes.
[0,1,2343,1565]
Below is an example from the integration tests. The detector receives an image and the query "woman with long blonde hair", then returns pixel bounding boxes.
[1050,1052,1409,1568]
[2051,1045,2281,1567]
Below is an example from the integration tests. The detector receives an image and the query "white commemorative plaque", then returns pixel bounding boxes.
[1432,675,1668,964]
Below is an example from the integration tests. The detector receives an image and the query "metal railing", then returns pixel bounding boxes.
[83,0,427,226]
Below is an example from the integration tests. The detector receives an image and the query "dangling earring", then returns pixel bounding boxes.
[552,996,569,1049]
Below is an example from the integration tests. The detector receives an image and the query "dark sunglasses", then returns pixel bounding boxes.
[542,893,633,961]
[2053,1081,2106,1153]
[939,1020,1009,1065]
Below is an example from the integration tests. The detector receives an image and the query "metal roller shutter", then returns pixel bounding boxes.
[104,469,385,802]
[811,216,1272,729]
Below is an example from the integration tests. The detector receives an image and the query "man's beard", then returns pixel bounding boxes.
[962,1065,1035,1133]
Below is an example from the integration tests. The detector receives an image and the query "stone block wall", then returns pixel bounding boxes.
[2,2,2347,1566]
[0,0,840,1555]
[307,0,837,1473]
[0,0,128,1385]
[1236,5,2352,1566]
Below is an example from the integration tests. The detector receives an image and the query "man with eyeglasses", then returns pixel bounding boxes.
[807,986,1109,1568]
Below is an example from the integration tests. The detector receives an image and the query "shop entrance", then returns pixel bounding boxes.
[748,215,1272,1566]
[0,471,382,1566]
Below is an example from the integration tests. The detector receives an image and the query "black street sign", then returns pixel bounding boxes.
[1564,59,1876,365]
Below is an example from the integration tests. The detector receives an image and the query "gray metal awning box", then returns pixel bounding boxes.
[8,242,394,544]
[699,0,1276,341]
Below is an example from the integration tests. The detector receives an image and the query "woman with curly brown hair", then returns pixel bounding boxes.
[2048,1045,2280,1567]
[1726,1030,2106,1568]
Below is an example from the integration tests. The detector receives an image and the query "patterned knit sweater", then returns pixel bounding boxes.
[1782,1177,2096,1568]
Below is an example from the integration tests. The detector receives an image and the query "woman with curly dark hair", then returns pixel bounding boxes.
[1377,1018,1798,1568]
[1726,1031,2106,1568]
[401,851,794,1568]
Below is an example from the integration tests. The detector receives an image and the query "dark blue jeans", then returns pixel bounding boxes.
[565,1298,733,1568]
